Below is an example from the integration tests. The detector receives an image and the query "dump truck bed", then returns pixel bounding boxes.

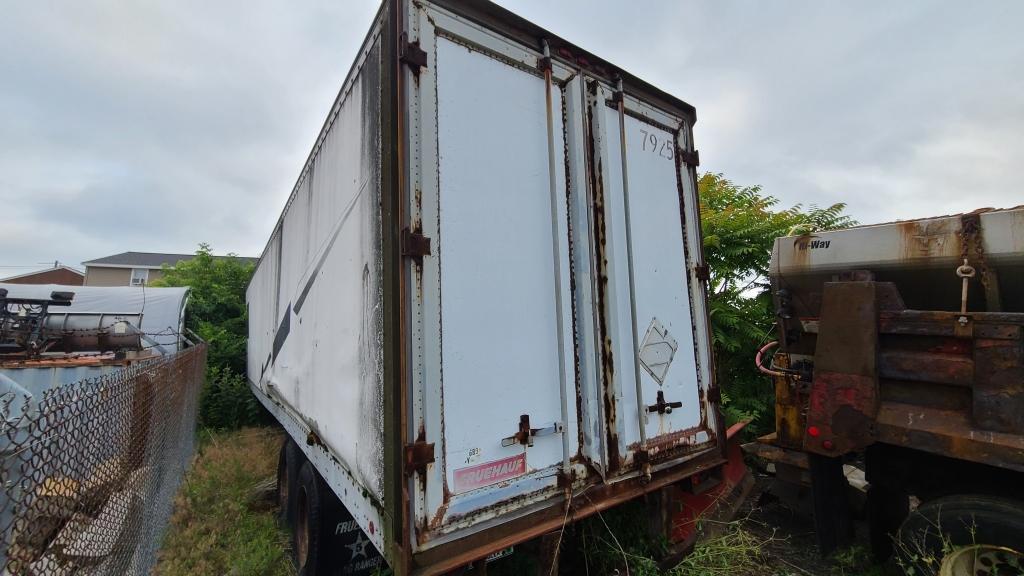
[767,205,1024,470]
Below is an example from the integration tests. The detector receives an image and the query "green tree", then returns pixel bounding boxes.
[152,243,258,428]
[699,173,854,434]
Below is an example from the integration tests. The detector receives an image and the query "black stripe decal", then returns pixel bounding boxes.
[293,185,365,314]
[271,304,292,362]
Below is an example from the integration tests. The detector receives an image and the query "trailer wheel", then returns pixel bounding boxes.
[896,495,1024,575]
[940,545,1023,576]
[276,442,290,522]
[295,461,324,576]
[277,438,301,526]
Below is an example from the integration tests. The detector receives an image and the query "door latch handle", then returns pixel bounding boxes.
[647,390,682,415]
[501,414,564,447]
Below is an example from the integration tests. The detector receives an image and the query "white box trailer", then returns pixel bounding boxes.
[246,1,726,573]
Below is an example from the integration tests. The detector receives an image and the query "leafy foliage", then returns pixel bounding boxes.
[152,243,260,428]
[152,243,253,374]
[200,366,264,430]
[699,173,854,435]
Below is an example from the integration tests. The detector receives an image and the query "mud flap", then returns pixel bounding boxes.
[319,485,385,576]
[805,281,880,456]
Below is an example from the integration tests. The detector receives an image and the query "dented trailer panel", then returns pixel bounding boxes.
[247,12,387,553]
[248,0,721,572]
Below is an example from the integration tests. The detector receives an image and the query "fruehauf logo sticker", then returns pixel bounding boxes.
[453,453,526,493]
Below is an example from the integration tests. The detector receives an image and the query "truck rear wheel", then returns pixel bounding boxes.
[896,495,1024,575]
[278,437,301,526]
[295,461,324,576]
[940,545,1023,576]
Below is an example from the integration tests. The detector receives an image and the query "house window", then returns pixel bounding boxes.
[130,268,149,286]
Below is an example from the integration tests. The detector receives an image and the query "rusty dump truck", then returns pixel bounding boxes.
[750,206,1024,572]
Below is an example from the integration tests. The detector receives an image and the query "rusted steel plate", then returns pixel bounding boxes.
[973,331,1024,435]
[742,438,810,470]
[878,311,1024,340]
[875,401,1024,473]
[806,282,879,456]
[878,350,974,387]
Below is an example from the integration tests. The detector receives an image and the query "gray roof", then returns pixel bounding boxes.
[83,251,256,268]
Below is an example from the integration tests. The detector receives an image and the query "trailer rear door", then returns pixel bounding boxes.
[588,81,714,472]
[408,6,583,537]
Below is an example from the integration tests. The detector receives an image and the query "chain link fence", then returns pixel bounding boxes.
[0,344,206,575]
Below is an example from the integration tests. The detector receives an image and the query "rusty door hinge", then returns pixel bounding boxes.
[706,385,722,403]
[694,263,710,282]
[677,148,700,168]
[401,228,432,260]
[400,34,428,74]
[404,441,435,476]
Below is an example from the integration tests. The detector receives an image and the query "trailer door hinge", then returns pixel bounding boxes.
[404,441,435,476]
[706,385,722,404]
[695,263,710,282]
[400,34,428,74]
[401,228,432,260]
[677,148,700,168]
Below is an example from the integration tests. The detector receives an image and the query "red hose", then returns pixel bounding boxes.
[755,341,788,377]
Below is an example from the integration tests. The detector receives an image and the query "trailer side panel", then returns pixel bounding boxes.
[247,14,387,554]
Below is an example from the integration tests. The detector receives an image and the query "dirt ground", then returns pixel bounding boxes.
[739,470,889,576]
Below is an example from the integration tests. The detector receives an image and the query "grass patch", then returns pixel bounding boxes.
[560,500,778,576]
[671,520,777,576]
[155,427,293,576]
[151,428,891,576]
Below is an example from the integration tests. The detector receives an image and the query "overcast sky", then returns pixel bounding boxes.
[1,1,1021,273]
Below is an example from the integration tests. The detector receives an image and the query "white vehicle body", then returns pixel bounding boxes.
[247,1,723,572]
[771,207,1024,313]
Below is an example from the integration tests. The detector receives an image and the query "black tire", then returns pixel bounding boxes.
[278,438,302,527]
[896,495,1024,574]
[277,442,290,522]
[867,484,909,561]
[295,461,324,576]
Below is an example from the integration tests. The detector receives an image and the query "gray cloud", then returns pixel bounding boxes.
[1,1,1021,273]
